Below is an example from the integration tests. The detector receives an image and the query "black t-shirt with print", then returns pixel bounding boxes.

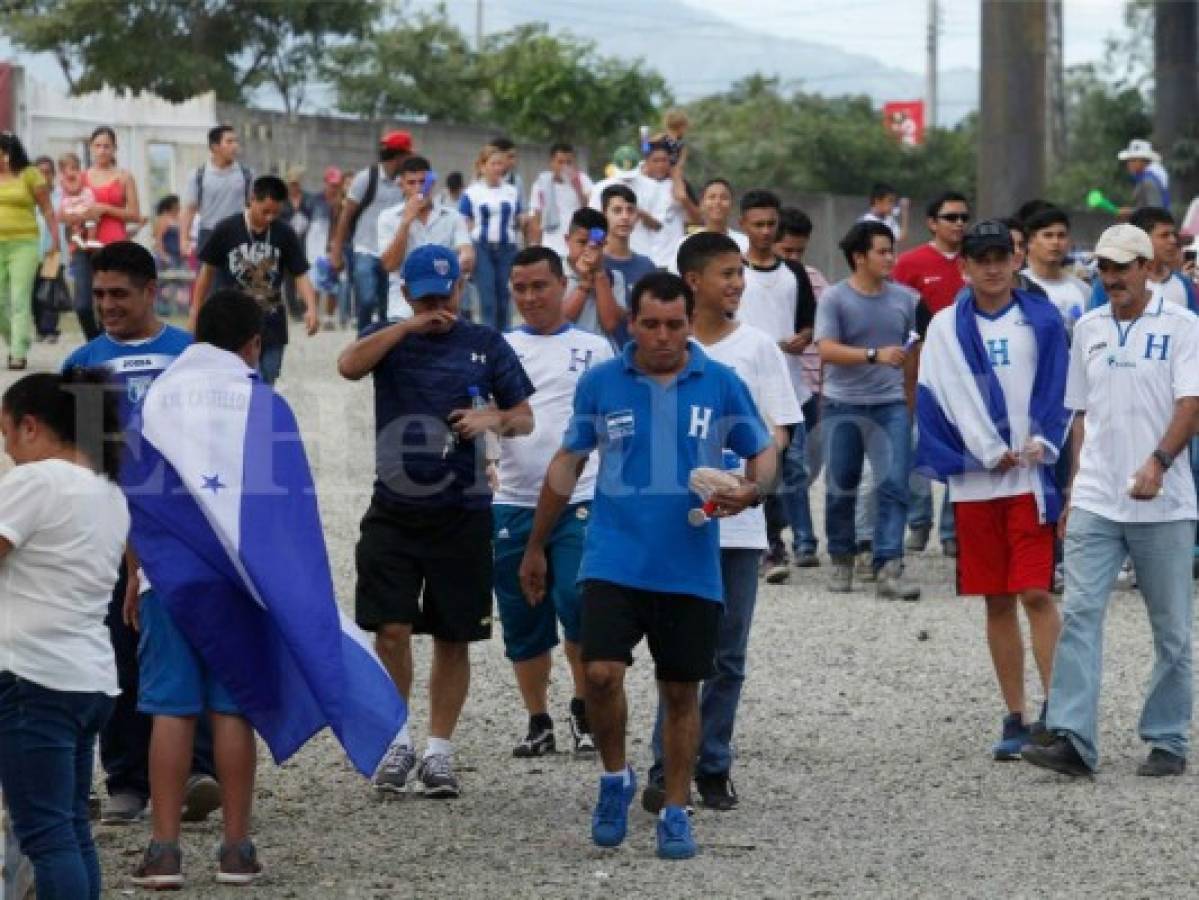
[200,212,309,346]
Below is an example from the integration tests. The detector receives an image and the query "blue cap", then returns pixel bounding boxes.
[401,244,460,300]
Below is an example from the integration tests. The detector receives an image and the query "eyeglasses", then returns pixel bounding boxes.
[1096,258,1134,273]
[937,213,971,223]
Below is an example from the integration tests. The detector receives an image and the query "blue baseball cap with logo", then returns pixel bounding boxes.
[402,244,460,300]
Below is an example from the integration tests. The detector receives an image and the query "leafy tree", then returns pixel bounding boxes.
[325,4,482,121]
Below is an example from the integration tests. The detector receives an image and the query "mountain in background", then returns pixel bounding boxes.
[451,0,979,125]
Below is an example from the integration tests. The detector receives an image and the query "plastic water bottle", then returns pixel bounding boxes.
[469,386,501,464]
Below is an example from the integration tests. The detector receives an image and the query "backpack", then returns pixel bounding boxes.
[194,162,252,210]
[345,164,380,244]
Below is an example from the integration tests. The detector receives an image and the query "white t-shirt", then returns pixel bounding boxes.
[1024,269,1090,330]
[738,259,812,407]
[665,229,749,274]
[588,172,639,211]
[0,460,128,695]
[629,173,685,268]
[1066,298,1199,523]
[347,164,406,256]
[495,326,614,507]
[529,171,595,259]
[1150,272,1193,309]
[376,202,472,319]
[935,303,1041,503]
[459,181,521,245]
[859,211,901,241]
[702,323,802,549]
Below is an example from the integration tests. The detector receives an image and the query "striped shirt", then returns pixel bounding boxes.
[460,181,521,245]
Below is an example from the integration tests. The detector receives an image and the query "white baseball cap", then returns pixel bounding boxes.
[1117,139,1161,163]
[1094,223,1154,264]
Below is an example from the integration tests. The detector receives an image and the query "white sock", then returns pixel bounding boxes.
[604,765,630,786]
[392,723,411,748]
[424,736,454,759]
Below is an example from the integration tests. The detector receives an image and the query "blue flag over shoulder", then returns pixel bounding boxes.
[122,344,405,776]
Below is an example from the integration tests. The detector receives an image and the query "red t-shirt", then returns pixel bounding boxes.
[893,243,964,332]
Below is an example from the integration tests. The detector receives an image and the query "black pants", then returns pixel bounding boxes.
[100,564,216,799]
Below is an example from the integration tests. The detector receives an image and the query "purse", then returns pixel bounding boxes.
[34,252,73,313]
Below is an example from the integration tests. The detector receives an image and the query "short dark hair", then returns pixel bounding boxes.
[490,136,516,152]
[1129,206,1176,235]
[601,183,637,211]
[0,133,31,173]
[208,124,235,149]
[550,142,574,156]
[446,171,464,191]
[701,177,733,196]
[400,156,432,175]
[777,207,812,239]
[1024,205,1070,235]
[91,241,157,288]
[511,245,564,279]
[677,231,741,277]
[839,220,894,270]
[569,207,607,234]
[870,182,897,202]
[926,190,970,220]
[629,271,693,320]
[3,370,122,482]
[155,194,180,217]
[740,189,780,215]
[1014,198,1054,225]
[250,175,288,204]
[196,289,264,353]
[1000,216,1026,238]
[33,154,53,172]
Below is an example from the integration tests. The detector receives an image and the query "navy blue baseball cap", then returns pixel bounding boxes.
[402,244,460,299]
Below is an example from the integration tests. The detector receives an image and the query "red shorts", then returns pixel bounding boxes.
[953,493,1054,596]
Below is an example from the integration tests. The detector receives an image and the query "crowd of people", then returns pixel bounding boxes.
[0,107,1198,896]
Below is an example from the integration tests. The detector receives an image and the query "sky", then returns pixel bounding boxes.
[682,0,1130,74]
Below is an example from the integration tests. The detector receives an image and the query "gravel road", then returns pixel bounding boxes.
[12,330,1194,899]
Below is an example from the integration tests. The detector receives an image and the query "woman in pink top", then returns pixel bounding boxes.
[61,127,142,341]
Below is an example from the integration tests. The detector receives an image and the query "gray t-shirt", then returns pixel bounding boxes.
[814,279,916,405]
[347,164,405,257]
[183,162,253,231]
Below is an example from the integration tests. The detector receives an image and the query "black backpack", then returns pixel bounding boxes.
[345,164,380,243]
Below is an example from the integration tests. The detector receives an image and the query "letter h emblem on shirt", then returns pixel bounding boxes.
[689,405,713,439]
[1144,333,1170,361]
[568,348,593,372]
[985,338,1010,368]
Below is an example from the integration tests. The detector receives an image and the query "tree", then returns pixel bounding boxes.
[325,4,481,121]
[0,0,377,109]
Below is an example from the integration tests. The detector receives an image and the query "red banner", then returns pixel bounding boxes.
[0,64,12,134]
[883,100,924,148]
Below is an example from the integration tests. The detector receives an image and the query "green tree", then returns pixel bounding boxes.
[0,0,376,108]
[325,4,481,121]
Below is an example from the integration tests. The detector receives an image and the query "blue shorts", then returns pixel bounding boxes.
[492,502,589,662]
[137,590,240,717]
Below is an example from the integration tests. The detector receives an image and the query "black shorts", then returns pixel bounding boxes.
[354,497,493,643]
[580,580,721,683]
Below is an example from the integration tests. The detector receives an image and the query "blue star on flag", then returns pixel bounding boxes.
[201,474,226,495]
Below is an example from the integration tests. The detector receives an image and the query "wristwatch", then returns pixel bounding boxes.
[866,348,878,364]
[1152,448,1174,470]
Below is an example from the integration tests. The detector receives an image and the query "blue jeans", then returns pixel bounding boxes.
[822,400,911,565]
[766,422,816,554]
[351,252,387,333]
[68,251,100,341]
[1047,508,1194,770]
[259,343,284,384]
[908,425,956,542]
[0,674,113,900]
[473,241,517,331]
[649,549,760,779]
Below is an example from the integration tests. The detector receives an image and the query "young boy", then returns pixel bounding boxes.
[588,184,655,350]
[561,207,618,341]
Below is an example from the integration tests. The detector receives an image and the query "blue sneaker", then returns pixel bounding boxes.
[592,767,636,848]
[656,805,697,860]
[992,712,1030,761]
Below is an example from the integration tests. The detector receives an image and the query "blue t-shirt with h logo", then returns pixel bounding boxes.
[562,341,772,603]
[61,326,193,426]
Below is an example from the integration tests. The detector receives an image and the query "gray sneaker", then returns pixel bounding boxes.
[829,557,853,593]
[417,753,461,798]
[877,559,921,601]
[905,525,930,552]
[855,550,877,583]
[373,741,417,795]
[181,774,221,823]
[101,791,146,825]
[131,840,183,890]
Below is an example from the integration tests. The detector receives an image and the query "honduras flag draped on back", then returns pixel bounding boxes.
[122,344,405,776]
[914,289,1071,523]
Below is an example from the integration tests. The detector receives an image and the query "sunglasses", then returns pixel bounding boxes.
[937,213,971,223]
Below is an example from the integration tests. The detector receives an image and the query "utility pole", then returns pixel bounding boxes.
[978,0,1048,217]
[475,0,484,51]
[926,0,939,130]
[1154,0,1199,211]
[1045,0,1067,172]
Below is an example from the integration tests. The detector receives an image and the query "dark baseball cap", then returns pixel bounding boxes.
[401,245,460,299]
[962,219,1015,259]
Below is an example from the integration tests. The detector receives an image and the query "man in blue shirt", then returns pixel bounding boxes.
[338,245,534,799]
[519,271,776,860]
[61,242,216,827]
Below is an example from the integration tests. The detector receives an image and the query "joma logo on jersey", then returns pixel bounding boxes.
[470,352,486,364]
[688,405,713,439]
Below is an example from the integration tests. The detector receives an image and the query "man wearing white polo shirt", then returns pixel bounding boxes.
[1024,223,1199,778]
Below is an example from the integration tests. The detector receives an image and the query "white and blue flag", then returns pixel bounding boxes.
[122,343,405,776]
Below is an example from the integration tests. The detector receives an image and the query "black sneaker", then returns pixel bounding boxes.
[1022,735,1092,777]
[641,774,694,816]
[569,698,596,754]
[695,772,739,811]
[417,753,461,798]
[1137,748,1186,777]
[762,542,790,584]
[513,716,556,758]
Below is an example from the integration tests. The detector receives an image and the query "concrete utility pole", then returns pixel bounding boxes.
[1153,0,1199,210]
[926,0,939,129]
[1045,0,1067,173]
[977,0,1048,218]
[476,0,484,51]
